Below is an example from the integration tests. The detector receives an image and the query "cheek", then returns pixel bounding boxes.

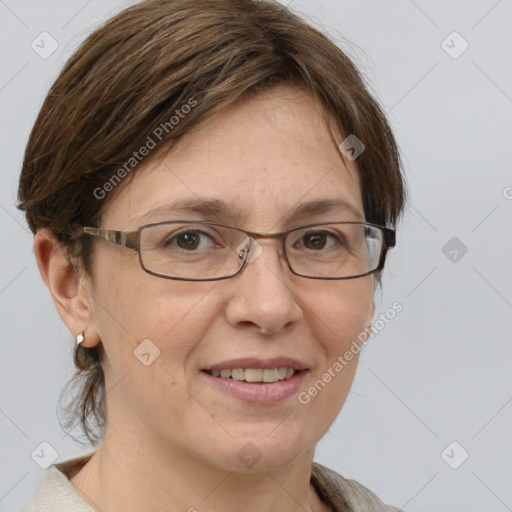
[306,277,374,346]
[88,257,155,364]
[298,281,373,427]
[96,275,220,370]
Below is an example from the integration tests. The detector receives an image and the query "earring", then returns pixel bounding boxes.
[76,331,85,345]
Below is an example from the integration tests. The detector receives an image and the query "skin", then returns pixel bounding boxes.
[34,85,375,512]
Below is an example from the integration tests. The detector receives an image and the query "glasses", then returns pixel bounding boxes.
[75,220,395,281]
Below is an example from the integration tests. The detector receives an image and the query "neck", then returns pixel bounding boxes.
[69,424,329,512]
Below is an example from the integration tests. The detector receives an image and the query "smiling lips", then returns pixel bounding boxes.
[202,357,309,384]
[204,367,297,383]
[202,367,308,403]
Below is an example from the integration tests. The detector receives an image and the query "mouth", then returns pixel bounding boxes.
[202,367,303,383]
[200,366,309,403]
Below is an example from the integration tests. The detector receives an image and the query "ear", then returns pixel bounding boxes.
[33,229,101,348]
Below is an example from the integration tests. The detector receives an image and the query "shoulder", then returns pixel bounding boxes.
[22,462,94,512]
[311,461,402,512]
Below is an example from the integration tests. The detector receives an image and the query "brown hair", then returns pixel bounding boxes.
[17,0,407,445]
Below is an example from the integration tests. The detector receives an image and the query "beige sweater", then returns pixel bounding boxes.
[22,457,401,511]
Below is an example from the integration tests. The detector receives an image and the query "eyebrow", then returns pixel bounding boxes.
[135,197,365,225]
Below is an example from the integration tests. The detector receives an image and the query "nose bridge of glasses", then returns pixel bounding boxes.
[236,232,285,264]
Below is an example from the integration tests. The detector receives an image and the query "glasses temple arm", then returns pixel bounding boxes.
[82,227,139,249]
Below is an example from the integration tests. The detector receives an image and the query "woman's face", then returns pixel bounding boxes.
[85,86,374,471]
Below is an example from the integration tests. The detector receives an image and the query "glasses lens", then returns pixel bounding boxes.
[139,222,247,279]
[285,223,383,278]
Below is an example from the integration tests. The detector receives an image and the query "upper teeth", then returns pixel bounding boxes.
[210,368,296,383]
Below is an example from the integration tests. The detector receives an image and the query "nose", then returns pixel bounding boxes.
[224,238,303,335]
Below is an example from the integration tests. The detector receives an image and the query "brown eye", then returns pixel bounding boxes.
[176,232,200,250]
[162,229,216,251]
[298,231,342,251]
[303,232,328,250]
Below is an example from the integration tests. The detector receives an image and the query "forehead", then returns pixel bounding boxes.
[102,86,363,230]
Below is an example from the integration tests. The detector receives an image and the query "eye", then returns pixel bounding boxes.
[163,229,219,251]
[296,230,342,251]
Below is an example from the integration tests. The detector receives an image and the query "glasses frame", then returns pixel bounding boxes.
[74,220,396,281]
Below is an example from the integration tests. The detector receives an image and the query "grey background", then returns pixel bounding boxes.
[1,1,511,510]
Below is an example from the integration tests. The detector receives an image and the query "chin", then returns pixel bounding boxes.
[201,429,313,473]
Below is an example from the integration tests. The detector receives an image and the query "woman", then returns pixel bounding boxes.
[18,0,406,510]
